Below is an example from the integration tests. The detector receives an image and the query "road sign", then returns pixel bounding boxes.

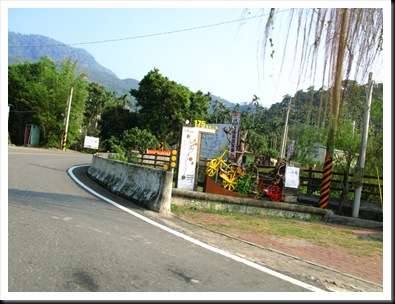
[170,149,178,168]
[84,136,99,149]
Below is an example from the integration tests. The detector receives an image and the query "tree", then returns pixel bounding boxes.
[84,82,113,136]
[255,8,383,208]
[120,128,157,154]
[8,56,88,148]
[332,110,361,214]
[208,98,232,124]
[130,68,210,145]
[364,83,383,177]
[99,103,140,146]
[251,94,260,125]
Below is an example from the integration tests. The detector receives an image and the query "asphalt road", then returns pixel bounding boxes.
[7,146,325,299]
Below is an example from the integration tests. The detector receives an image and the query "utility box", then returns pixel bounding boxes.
[24,124,40,147]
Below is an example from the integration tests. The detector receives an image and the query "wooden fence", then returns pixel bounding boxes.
[128,152,170,168]
[299,168,383,202]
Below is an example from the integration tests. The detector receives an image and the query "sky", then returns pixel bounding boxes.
[3,1,388,108]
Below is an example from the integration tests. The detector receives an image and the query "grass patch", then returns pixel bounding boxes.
[171,204,383,257]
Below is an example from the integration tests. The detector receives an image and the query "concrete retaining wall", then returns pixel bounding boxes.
[171,189,383,230]
[172,188,334,220]
[87,155,172,214]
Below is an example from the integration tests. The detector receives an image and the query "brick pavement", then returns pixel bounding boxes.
[151,210,384,292]
[165,211,384,287]
[229,229,383,285]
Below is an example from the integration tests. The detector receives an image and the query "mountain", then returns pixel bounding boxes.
[8,31,139,98]
[8,31,235,111]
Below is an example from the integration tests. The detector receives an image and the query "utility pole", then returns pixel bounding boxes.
[352,72,374,217]
[62,87,73,151]
[280,98,292,158]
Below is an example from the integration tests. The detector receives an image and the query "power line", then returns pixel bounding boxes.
[9,9,291,48]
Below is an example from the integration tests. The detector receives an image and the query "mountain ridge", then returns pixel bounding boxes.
[8,31,235,108]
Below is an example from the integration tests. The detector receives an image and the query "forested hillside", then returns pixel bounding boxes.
[8,31,233,109]
[8,31,138,98]
[8,33,383,183]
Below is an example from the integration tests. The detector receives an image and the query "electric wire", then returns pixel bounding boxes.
[9,9,291,48]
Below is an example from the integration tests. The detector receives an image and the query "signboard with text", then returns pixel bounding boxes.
[200,123,232,160]
[177,124,215,190]
[284,166,300,189]
[84,136,99,150]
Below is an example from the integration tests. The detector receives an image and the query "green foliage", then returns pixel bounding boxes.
[120,127,157,154]
[246,130,268,155]
[102,128,157,156]
[364,85,383,177]
[8,56,88,148]
[208,98,232,124]
[263,148,280,158]
[99,103,140,145]
[289,126,327,168]
[235,166,256,196]
[84,82,111,136]
[332,107,360,173]
[130,68,210,145]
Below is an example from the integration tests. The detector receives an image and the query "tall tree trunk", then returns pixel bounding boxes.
[320,8,349,208]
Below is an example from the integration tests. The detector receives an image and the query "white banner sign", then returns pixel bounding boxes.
[177,125,215,190]
[84,136,99,149]
[284,166,300,189]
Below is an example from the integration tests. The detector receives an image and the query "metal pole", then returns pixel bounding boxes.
[280,98,292,158]
[62,87,73,151]
[352,72,374,217]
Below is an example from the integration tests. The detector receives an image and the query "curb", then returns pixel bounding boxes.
[171,188,383,230]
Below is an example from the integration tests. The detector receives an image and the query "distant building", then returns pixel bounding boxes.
[311,144,358,168]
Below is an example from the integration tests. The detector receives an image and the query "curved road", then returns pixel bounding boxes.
[7,146,324,299]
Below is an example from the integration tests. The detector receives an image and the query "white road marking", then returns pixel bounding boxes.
[68,165,326,292]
